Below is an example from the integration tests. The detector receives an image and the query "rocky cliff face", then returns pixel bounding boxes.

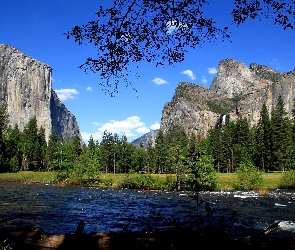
[0,44,81,141]
[160,58,295,138]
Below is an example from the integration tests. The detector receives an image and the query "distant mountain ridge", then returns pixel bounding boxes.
[131,129,159,148]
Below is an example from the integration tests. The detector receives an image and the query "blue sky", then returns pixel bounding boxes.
[1,1,295,144]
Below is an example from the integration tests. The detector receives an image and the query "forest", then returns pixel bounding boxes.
[0,95,295,190]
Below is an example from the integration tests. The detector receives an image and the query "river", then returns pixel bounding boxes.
[0,182,294,240]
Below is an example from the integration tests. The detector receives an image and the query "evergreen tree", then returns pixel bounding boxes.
[87,135,97,157]
[146,137,157,173]
[271,95,294,172]
[99,131,118,173]
[71,135,82,159]
[46,128,57,170]
[0,101,9,172]
[232,116,252,167]
[221,121,235,172]
[154,130,169,174]
[5,124,21,172]
[22,116,39,170]
[208,128,223,172]
[255,103,273,171]
[188,132,198,163]
[131,142,147,172]
[116,134,135,173]
[36,126,47,171]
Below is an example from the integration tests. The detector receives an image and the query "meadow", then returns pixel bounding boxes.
[0,171,285,190]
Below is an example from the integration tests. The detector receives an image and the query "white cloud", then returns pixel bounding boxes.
[150,122,160,130]
[152,77,168,85]
[181,70,196,80]
[92,122,100,126]
[84,117,161,143]
[208,67,218,74]
[86,86,92,91]
[201,76,208,84]
[54,88,79,101]
[136,127,150,134]
[98,116,146,134]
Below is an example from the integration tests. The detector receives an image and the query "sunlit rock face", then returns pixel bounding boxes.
[0,44,81,141]
[160,58,295,138]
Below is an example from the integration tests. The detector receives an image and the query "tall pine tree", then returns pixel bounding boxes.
[255,103,273,171]
[271,95,294,172]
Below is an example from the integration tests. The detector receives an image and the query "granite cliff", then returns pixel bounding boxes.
[160,58,295,138]
[0,44,81,141]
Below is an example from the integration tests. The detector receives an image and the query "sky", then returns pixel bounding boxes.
[1,1,295,144]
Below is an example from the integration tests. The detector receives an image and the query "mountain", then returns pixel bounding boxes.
[0,44,81,141]
[160,58,295,139]
[131,129,159,148]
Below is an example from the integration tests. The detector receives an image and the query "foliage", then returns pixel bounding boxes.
[165,174,176,191]
[4,97,295,190]
[271,95,294,172]
[65,1,294,94]
[279,170,295,189]
[205,95,244,115]
[187,154,218,191]
[0,101,9,172]
[65,0,229,94]
[119,172,157,189]
[254,103,273,172]
[235,161,263,190]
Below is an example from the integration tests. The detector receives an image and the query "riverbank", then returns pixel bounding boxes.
[0,171,284,190]
[2,227,295,250]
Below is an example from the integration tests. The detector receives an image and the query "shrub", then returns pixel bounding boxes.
[187,154,218,191]
[279,170,295,189]
[235,161,263,190]
[119,173,156,189]
[55,171,69,182]
[101,178,113,187]
[165,174,176,191]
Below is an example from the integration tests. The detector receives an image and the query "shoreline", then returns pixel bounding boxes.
[2,227,295,250]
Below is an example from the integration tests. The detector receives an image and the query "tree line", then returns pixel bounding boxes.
[0,95,294,186]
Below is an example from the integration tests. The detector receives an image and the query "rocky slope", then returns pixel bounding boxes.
[131,129,159,148]
[0,44,81,141]
[160,58,295,138]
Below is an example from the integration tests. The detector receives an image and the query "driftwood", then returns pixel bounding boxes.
[247,220,281,241]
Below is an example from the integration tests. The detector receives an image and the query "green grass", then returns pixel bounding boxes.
[0,171,285,190]
[0,171,56,183]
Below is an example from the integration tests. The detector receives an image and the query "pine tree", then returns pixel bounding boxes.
[146,137,157,173]
[272,95,294,172]
[46,128,57,170]
[99,131,118,173]
[5,124,21,172]
[36,126,47,171]
[208,128,223,172]
[154,130,168,174]
[131,143,147,172]
[221,121,235,172]
[0,101,9,172]
[255,103,273,171]
[22,116,39,170]
[116,134,135,173]
[232,116,251,167]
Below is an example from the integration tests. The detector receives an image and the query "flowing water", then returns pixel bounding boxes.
[0,182,294,240]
